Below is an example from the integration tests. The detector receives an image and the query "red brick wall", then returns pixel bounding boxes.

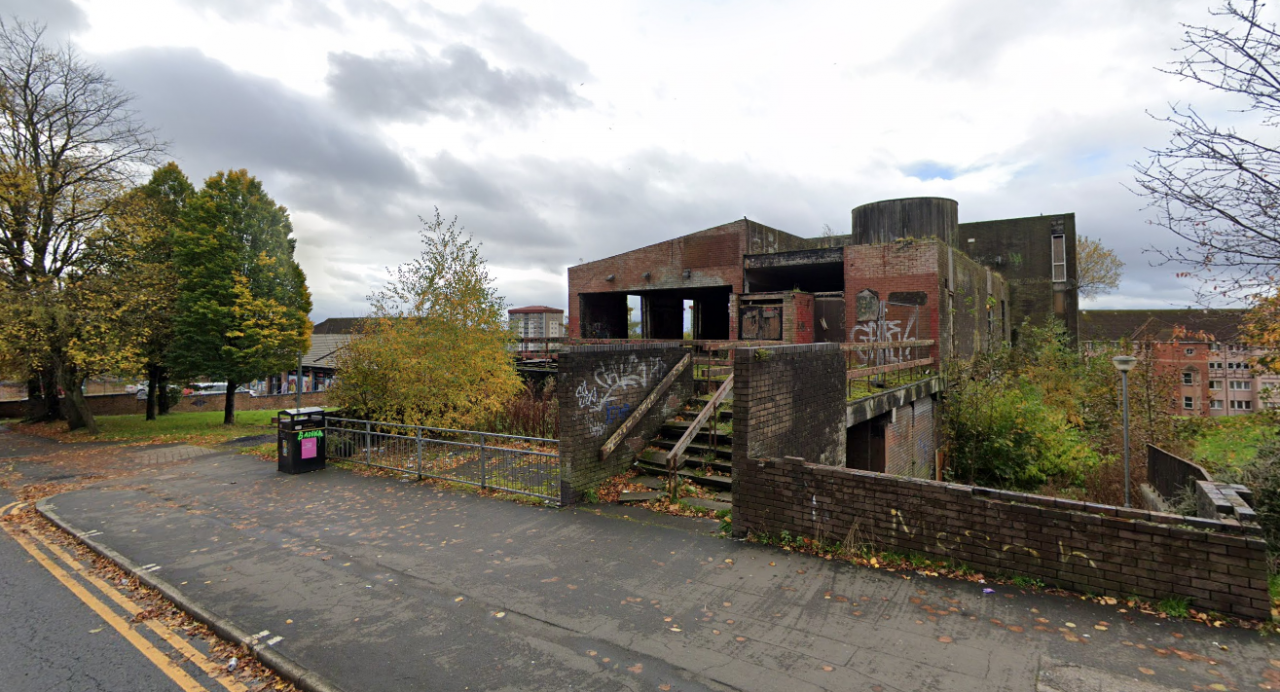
[734,457,1271,619]
[844,243,942,362]
[1154,341,1212,416]
[791,293,814,344]
[567,220,747,338]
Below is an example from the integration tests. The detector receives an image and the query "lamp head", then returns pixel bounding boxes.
[1111,354,1138,373]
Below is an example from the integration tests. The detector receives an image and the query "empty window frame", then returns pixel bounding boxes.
[1051,234,1067,282]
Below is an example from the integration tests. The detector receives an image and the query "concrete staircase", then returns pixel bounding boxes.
[632,392,734,496]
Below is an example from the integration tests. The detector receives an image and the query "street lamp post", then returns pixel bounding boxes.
[1111,355,1138,508]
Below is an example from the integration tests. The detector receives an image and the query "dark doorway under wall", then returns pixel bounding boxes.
[846,411,888,472]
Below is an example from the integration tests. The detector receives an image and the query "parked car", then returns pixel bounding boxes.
[186,382,252,396]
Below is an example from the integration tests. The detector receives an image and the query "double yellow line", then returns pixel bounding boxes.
[0,501,247,692]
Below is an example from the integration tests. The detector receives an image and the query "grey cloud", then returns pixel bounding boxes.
[444,3,589,81]
[326,44,584,122]
[879,0,1202,81]
[100,46,417,193]
[0,0,87,37]
[174,0,342,28]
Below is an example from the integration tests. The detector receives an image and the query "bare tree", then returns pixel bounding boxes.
[0,19,162,426]
[1133,0,1280,302]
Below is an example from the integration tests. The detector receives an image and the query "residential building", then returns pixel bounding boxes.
[1080,309,1280,416]
[509,306,565,339]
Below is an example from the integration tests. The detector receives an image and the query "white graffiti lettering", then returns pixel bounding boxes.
[575,355,668,437]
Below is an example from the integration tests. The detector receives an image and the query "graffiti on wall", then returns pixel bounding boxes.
[575,355,667,437]
[888,508,1096,569]
[849,292,924,365]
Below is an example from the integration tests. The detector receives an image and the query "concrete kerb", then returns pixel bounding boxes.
[36,498,349,692]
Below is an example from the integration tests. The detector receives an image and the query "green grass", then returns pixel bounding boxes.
[14,409,279,446]
[1191,415,1278,473]
[1158,596,1191,618]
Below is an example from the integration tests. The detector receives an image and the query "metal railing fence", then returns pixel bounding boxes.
[325,417,561,503]
[843,340,935,400]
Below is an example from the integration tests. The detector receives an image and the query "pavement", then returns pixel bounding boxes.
[11,432,1280,691]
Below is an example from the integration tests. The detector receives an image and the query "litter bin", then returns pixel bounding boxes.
[278,407,327,474]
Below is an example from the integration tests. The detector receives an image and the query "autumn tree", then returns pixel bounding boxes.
[330,210,522,428]
[169,170,312,425]
[112,163,193,420]
[1076,236,1124,300]
[0,20,161,426]
[1133,0,1280,302]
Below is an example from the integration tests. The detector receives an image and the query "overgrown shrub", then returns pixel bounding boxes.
[943,320,1177,500]
[945,373,1101,490]
[480,378,559,439]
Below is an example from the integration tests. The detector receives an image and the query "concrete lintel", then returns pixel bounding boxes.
[846,376,944,427]
[743,247,844,269]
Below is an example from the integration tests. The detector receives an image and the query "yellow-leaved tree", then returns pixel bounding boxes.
[330,210,521,428]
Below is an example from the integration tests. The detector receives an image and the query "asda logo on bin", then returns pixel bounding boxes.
[297,430,324,440]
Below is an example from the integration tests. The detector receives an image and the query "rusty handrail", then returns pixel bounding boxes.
[665,373,733,471]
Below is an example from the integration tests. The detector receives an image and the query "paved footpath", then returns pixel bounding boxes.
[31,445,1280,691]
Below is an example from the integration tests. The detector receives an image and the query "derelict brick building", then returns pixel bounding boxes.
[567,197,1077,356]
[560,197,1078,480]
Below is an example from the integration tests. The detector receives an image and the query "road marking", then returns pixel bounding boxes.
[22,518,250,692]
[265,635,283,646]
[0,513,211,692]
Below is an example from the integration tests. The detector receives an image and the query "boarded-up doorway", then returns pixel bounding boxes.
[814,293,845,343]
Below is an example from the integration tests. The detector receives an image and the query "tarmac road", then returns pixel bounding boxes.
[0,428,267,692]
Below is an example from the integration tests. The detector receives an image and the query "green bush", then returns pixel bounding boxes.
[945,374,1101,490]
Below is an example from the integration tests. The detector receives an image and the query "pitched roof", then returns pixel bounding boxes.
[1079,309,1245,343]
[508,305,565,314]
[302,333,353,369]
[312,317,365,334]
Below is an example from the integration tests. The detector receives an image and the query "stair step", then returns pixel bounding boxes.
[658,423,733,444]
[638,450,730,474]
[632,458,732,490]
[682,497,732,512]
[651,439,731,458]
[684,457,732,473]
[619,490,662,503]
[680,471,731,490]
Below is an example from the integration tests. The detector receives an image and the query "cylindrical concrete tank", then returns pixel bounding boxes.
[850,197,958,247]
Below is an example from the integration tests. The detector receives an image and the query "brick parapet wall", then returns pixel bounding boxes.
[733,457,1270,619]
[567,221,747,338]
[558,343,693,502]
[732,343,846,468]
[0,391,329,419]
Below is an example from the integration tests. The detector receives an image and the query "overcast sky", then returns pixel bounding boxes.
[7,0,1256,319]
